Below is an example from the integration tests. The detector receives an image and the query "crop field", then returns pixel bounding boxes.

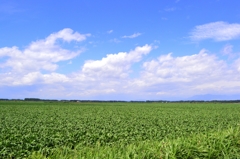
[1,101,240,158]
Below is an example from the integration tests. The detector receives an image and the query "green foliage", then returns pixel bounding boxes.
[28,127,240,159]
[0,101,240,158]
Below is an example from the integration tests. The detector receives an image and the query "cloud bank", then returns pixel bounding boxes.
[0,28,90,73]
[1,28,240,100]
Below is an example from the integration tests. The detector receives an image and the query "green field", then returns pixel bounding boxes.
[1,101,240,158]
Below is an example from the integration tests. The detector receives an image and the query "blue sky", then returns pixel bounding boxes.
[1,0,240,100]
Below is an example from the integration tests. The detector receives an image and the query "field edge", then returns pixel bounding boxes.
[28,126,240,159]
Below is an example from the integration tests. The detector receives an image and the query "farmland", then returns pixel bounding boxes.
[1,101,240,158]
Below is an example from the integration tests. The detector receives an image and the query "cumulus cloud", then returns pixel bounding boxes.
[51,45,153,98]
[0,28,89,87]
[0,28,90,73]
[190,21,240,41]
[140,49,226,83]
[128,49,240,98]
[122,33,142,38]
[233,58,240,72]
[1,30,240,100]
[81,44,152,79]
[0,71,70,86]
[0,44,153,98]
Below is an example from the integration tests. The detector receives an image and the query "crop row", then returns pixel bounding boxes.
[0,102,240,158]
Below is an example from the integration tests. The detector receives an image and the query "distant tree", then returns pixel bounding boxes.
[24,98,40,101]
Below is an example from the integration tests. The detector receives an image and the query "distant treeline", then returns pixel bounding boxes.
[0,98,240,103]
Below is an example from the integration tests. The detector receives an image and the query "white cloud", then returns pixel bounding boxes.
[0,44,153,98]
[0,28,90,73]
[80,44,152,79]
[128,49,240,98]
[0,71,70,86]
[233,58,240,72]
[140,49,226,83]
[220,44,240,59]
[107,30,113,34]
[45,28,89,44]
[48,45,153,98]
[18,72,42,85]
[221,44,233,55]
[42,73,70,84]
[122,33,142,38]
[190,21,240,41]
[1,31,240,100]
